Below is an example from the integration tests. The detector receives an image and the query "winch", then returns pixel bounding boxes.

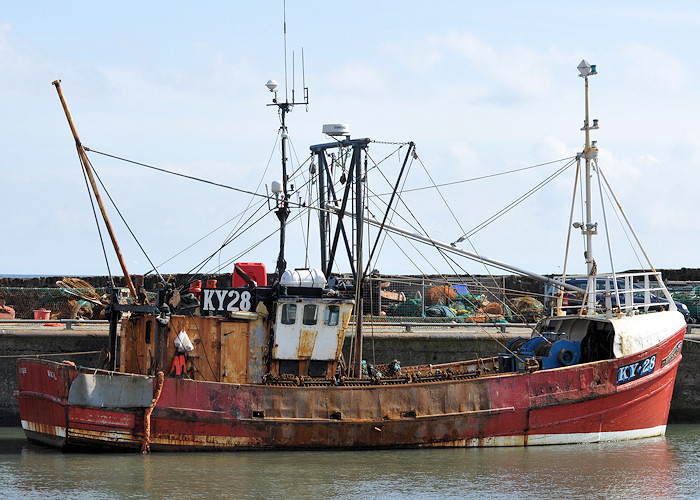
[499,335,581,373]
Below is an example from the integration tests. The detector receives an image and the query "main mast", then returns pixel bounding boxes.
[577,60,599,315]
[266,77,309,282]
[267,80,291,282]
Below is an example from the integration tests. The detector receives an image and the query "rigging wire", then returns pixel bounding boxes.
[86,133,574,332]
[202,207,311,276]
[186,202,274,278]
[359,148,490,325]
[217,128,282,263]
[78,153,114,286]
[144,198,270,275]
[194,128,308,275]
[452,158,577,244]
[362,143,416,278]
[86,156,165,283]
[595,158,621,301]
[600,172,644,269]
[358,144,566,329]
[86,148,270,201]
[411,151,536,326]
[598,164,656,273]
[370,156,577,197]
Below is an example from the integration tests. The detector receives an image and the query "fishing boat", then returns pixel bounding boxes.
[16,61,685,451]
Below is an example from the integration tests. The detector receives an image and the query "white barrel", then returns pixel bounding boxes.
[280,268,327,289]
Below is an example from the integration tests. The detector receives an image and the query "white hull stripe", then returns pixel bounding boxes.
[21,421,667,448]
[441,425,668,447]
[21,420,66,438]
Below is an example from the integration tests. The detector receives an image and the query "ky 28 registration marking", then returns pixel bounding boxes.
[617,354,656,385]
[201,288,253,312]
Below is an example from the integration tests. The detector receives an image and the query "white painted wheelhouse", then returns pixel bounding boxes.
[270,268,354,379]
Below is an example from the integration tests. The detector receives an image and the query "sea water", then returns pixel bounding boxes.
[1,425,698,499]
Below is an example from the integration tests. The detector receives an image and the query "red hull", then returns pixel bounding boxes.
[16,328,684,451]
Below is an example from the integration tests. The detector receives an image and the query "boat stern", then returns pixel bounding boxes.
[15,358,75,448]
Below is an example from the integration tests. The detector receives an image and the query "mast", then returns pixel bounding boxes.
[266,75,309,282]
[271,93,292,282]
[577,60,599,315]
[52,80,137,299]
[353,146,364,378]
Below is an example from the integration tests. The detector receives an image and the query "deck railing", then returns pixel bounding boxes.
[547,271,676,318]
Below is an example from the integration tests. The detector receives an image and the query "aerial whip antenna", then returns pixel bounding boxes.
[283,0,289,104]
[267,0,310,282]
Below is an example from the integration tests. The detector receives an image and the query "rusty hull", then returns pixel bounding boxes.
[15,325,684,451]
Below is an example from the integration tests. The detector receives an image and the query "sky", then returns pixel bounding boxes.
[2,1,700,281]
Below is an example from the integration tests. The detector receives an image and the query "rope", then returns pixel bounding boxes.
[88,159,165,284]
[79,153,114,286]
[86,148,268,200]
[141,371,164,454]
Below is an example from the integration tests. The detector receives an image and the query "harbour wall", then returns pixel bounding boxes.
[2,328,698,425]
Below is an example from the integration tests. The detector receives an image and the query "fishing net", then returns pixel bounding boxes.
[0,282,107,320]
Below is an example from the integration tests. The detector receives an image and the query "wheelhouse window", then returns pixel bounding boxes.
[303,304,318,325]
[324,305,340,326]
[281,304,297,325]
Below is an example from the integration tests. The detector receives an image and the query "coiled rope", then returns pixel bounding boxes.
[141,371,165,454]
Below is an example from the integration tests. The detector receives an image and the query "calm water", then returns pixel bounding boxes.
[1,425,699,499]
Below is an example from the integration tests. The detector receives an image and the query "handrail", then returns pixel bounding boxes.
[348,321,530,333]
[546,271,676,317]
[0,319,109,330]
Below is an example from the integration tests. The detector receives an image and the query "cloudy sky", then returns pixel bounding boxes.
[2,1,699,281]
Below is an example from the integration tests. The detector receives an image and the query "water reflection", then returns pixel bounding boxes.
[1,426,698,499]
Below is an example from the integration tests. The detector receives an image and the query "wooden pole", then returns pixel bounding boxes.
[52,80,137,298]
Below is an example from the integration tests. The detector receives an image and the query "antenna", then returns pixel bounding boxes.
[283,0,288,103]
[266,0,310,283]
[269,0,308,109]
[302,48,308,110]
[292,50,295,104]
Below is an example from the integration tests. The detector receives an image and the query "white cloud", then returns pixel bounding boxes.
[327,64,387,94]
[672,131,700,164]
[446,138,480,169]
[532,135,576,162]
[402,31,556,104]
[597,150,660,184]
[403,35,444,74]
[618,45,688,91]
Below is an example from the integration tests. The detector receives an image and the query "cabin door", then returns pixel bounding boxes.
[220,322,250,383]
